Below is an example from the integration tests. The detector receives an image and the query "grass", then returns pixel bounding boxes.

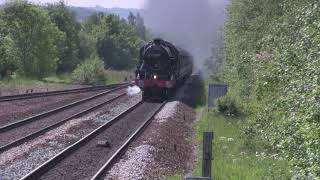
[0,77,44,88]
[193,109,291,180]
[105,70,134,84]
[163,78,291,180]
[0,74,73,90]
[166,175,183,180]
[166,90,290,180]
[0,70,133,90]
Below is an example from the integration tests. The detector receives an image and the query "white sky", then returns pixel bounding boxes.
[0,0,228,9]
[0,0,146,8]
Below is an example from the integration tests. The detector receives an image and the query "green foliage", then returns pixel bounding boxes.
[71,55,107,85]
[104,69,133,84]
[194,109,290,179]
[0,35,19,78]
[217,95,239,116]
[0,75,45,88]
[81,13,143,70]
[96,14,142,70]
[0,1,146,82]
[1,1,64,78]
[222,0,320,177]
[47,1,82,73]
[128,12,147,40]
[0,13,19,78]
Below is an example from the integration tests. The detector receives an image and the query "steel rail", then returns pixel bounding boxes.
[0,93,126,153]
[0,85,126,133]
[91,101,166,180]
[0,82,128,102]
[20,101,144,180]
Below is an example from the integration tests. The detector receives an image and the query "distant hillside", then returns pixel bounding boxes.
[0,4,144,22]
[69,6,144,22]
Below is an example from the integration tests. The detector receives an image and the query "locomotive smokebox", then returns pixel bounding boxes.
[135,38,193,100]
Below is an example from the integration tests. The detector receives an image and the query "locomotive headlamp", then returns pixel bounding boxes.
[153,75,157,79]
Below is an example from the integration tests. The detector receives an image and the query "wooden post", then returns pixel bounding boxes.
[202,132,213,177]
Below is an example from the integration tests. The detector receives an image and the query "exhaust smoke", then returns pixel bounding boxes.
[127,85,141,96]
[144,0,229,71]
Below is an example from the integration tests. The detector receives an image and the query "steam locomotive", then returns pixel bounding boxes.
[135,38,193,100]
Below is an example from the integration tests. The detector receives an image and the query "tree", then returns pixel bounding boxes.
[127,12,146,40]
[96,14,142,70]
[47,1,81,73]
[0,35,19,78]
[79,12,106,60]
[82,13,142,70]
[0,13,19,78]
[2,1,64,78]
[128,12,136,26]
[136,13,146,40]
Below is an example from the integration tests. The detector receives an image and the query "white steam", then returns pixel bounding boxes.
[127,85,141,96]
[143,0,229,71]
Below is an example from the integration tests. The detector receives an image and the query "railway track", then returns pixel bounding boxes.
[0,82,128,102]
[0,86,128,152]
[20,101,166,180]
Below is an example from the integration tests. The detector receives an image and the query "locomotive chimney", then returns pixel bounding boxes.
[153,38,163,45]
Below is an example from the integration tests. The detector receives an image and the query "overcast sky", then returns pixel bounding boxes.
[1,0,228,9]
[0,0,147,8]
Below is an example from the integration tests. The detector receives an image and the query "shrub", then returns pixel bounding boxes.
[217,95,239,116]
[71,55,107,85]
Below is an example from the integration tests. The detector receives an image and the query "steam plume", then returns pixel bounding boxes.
[144,0,229,70]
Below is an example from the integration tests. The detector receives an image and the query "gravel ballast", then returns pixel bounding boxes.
[104,75,203,179]
[0,89,108,126]
[105,101,197,180]
[105,145,155,180]
[38,101,160,180]
[0,90,126,148]
[0,92,141,180]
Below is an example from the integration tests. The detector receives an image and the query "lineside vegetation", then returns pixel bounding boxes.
[215,0,320,178]
[0,0,146,85]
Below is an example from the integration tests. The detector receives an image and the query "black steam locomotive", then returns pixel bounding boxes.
[135,38,193,100]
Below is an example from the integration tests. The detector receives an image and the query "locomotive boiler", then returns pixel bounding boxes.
[135,38,193,100]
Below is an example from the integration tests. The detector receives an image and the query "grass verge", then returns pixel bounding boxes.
[0,77,46,88]
[105,70,133,84]
[193,109,291,179]
[164,78,290,180]
[0,74,71,90]
[0,70,133,90]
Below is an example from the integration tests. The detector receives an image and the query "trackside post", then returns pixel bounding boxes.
[185,132,214,180]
